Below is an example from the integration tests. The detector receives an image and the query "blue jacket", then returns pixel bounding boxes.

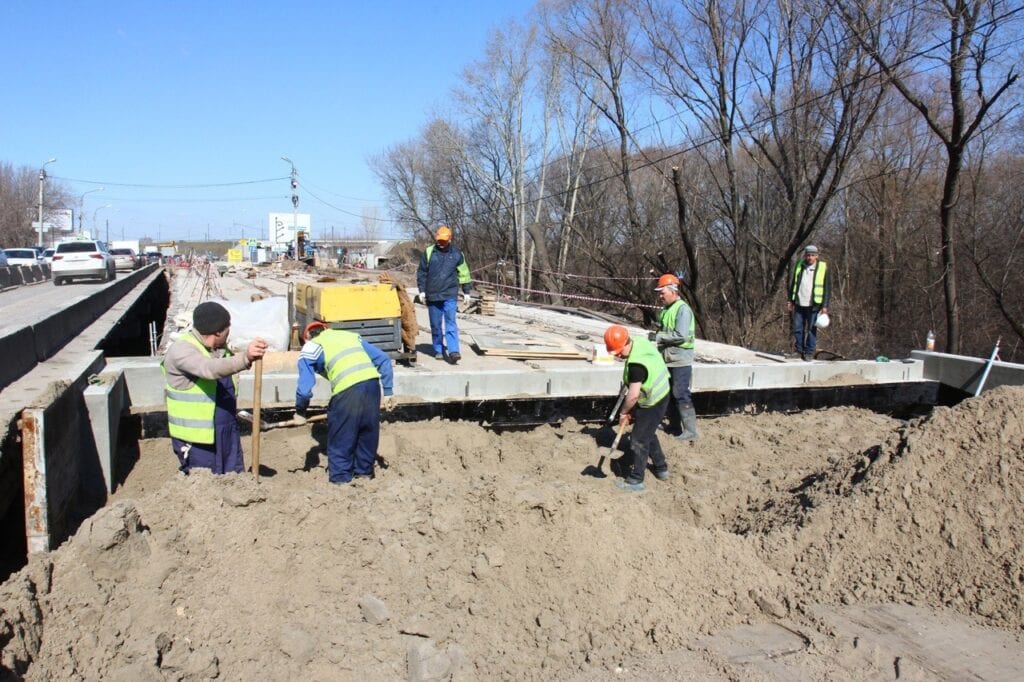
[417,244,472,303]
[295,336,394,414]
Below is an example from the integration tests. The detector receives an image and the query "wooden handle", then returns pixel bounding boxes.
[251,357,263,480]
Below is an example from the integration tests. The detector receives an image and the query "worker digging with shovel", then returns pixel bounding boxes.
[602,325,671,492]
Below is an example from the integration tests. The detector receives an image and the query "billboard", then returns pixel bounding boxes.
[268,212,310,245]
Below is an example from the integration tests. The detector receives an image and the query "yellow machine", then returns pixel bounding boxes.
[293,280,416,363]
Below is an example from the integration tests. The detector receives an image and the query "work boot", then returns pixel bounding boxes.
[435,352,445,361]
[614,477,645,492]
[675,405,699,441]
[653,468,669,481]
[449,352,461,364]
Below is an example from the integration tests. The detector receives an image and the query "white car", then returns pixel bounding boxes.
[41,248,55,264]
[3,248,41,267]
[51,240,116,285]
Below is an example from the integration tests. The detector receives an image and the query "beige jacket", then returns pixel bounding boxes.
[163,329,250,390]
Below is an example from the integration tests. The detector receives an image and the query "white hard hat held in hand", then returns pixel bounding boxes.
[815,313,830,329]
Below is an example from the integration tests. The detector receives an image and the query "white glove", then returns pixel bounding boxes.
[462,292,471,303]
[292,414,307,426]
[381,396,396,411]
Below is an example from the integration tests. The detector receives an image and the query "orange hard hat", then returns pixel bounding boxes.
[303,321,328,342]
[435,225,452,242]
[604,325,630,353]
[655,273,680,291]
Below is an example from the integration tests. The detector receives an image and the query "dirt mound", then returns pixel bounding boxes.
[2,391,1021,678]
[764,386,1024,627]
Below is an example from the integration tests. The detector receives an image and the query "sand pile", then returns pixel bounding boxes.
[1,388,1022,679]
[758,386,1024,627]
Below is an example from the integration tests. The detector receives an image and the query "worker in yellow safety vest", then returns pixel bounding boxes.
[295,324,394,484]
[787,245,831,361]
[163,301,267,474]
[651,273,699,441]
[604,325,671,493]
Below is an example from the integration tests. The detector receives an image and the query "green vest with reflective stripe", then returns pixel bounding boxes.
[659,299,695,349]
[624,338,671,408]
[162,334,235,444]
[791,260,828,305]
[426,245,471,284]
[313,329,380,395]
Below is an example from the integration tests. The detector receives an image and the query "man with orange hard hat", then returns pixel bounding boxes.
[416,224,473,364]
[603,325,671,492]
[652,273,698,441]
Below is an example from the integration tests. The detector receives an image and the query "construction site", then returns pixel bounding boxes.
[1,260,1022,681]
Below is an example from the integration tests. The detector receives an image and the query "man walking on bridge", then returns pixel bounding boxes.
[163,301,267,475]
[416,224,473,364]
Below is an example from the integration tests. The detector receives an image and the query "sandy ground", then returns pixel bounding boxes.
[2,387,1023,680]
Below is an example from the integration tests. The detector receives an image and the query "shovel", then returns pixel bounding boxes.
[238,411,327,431]
[582,387,629,478]
[584,421,628,478]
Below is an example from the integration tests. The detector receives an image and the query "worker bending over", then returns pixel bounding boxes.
[163,301,267,475]
[604,325,671,492]
[295,325,394,484]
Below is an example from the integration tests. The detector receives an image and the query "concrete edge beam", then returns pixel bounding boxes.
[0,265,156,391]
[912,350,1024,395]
[22,351,106,554]
[108,357,930,411]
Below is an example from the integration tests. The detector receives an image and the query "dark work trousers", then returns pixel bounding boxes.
[172,375,244,475]
[326,378,382,484]
[628,396,670,482]
[792,306,820,355]
[667,365,693,430]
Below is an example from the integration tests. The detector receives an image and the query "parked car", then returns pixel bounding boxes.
[51,240,116,285]
[3,248,41,267]
[41,248,55,264]
[109,247,140,271]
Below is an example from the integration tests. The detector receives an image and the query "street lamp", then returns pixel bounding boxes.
[37,158,57,246]
[78,187,105,236]
[93,204,112,240]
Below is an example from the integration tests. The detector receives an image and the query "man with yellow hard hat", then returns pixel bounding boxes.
[416,224,473,364]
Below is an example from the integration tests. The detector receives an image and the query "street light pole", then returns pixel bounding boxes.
[93,204,112,242]
[78,187,104,237]
[37,158,57,246]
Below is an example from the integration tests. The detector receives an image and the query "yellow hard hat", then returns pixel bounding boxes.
[435,225,452,242]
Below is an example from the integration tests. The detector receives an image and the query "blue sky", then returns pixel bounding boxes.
[0,1,535,242]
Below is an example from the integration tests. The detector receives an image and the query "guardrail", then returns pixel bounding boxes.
[0,263,51,289]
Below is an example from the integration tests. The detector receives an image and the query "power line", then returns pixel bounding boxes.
[51,175,289,189]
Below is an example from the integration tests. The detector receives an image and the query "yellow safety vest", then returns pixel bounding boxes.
[659,299,696,349]
[313,329,380,395]
[624,338,671,408]
[162,334,236,444]
[791,260,828,305]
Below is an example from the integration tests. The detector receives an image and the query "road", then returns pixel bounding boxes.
[0,276,123,333]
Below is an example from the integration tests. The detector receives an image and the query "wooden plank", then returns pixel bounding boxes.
[471,334,590,359]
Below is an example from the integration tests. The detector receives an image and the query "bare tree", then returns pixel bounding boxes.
[840,0,1021,353]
